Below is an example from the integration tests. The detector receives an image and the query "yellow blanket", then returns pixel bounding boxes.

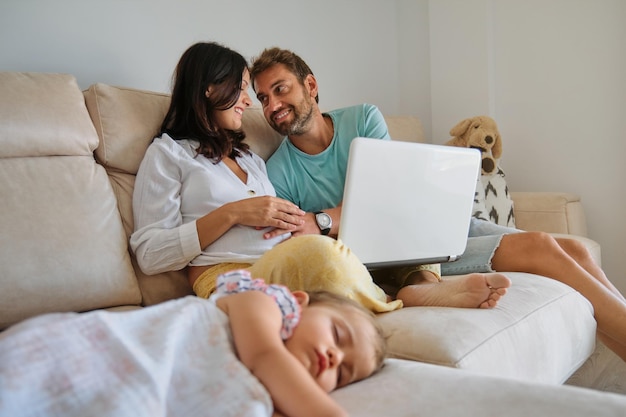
[193,235,403,313]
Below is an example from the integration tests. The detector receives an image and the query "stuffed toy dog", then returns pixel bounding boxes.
[446,115,502,175]
[445,116,515,227]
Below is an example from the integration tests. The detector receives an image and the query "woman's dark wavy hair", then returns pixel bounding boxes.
[161,42,250,161]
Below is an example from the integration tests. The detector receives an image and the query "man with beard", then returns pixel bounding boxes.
[249,47,513,309]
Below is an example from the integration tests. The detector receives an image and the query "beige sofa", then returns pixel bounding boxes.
[1,72,625,416]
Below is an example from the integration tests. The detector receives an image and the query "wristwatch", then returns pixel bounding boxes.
[314,211,332,235]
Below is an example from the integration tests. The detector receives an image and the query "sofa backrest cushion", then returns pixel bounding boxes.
[85,83,171,174]
[1,73,99,157]
[385,115,426,143]
[0,72,142,329]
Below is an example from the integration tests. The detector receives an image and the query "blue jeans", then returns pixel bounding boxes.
[441,218,520,275]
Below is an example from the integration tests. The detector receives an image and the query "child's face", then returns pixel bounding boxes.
[284,304,378,392]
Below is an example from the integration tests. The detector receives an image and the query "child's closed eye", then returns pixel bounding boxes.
[333,324,347,387]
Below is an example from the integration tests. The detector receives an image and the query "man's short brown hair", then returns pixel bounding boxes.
[250,47,319,103]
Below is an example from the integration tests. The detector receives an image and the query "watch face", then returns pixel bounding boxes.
[316,213,331,228]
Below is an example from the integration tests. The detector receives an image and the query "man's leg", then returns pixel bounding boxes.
[491,231,626,361]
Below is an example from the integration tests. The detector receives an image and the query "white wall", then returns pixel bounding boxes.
[2,0,625,292]
[0,0,401,113]
[397,0,433,138]
[430,0,626,292]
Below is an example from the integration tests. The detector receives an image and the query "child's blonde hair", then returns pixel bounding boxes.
[307,291,387,374]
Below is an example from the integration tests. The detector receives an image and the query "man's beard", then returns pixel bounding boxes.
[271,100,314,136]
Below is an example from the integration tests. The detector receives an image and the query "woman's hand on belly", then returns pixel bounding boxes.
[230,196,305,230]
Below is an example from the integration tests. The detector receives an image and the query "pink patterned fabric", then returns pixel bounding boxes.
[0,296,272,416]
[214,270,301,339]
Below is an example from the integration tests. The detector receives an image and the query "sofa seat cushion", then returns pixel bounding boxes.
[0,73,142,329]
[377,272,596,384]
[332,358,626,417]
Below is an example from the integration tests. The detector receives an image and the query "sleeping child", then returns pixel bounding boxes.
[0,270,386,417]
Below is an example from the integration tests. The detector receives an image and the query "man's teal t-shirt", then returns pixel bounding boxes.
[266,103,390,212]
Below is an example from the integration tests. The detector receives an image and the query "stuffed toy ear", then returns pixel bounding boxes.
[492,131,503,159]
[445,136,469,147]
[449,118,474,138]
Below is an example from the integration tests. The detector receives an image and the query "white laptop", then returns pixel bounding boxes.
[338,137,481,269]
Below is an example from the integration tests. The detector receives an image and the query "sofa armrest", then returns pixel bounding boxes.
[511,192,601,267]
[510,192,588,236]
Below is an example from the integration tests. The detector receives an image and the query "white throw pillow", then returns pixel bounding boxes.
[480,167,516,227]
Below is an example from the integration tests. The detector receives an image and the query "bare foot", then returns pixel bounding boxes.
[396,273,511,309]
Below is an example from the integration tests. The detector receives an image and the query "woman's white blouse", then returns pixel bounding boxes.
[130,134,288,275]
